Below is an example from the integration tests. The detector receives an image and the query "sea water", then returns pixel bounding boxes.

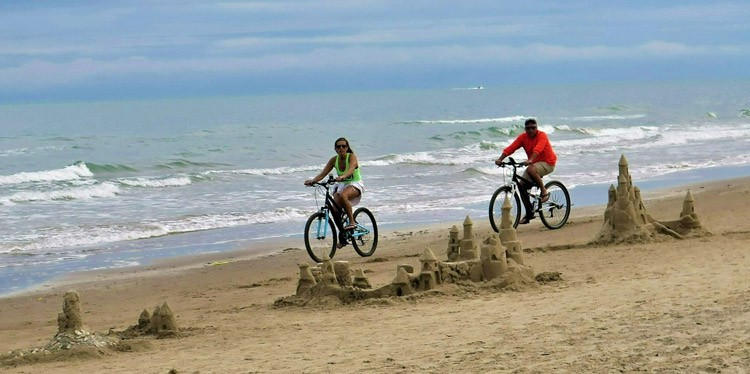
[2,80,749,295]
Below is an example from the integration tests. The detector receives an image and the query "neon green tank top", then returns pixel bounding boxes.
[335,153,361,182]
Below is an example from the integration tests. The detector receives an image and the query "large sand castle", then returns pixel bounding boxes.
[593,154,710,244]
[279,198,538,306]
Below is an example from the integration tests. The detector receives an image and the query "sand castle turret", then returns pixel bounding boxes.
[320,255,339,287]
[57,291,87,335]
[149,301,179,335]
[499,196,524,265]
[334,261,353,287]
[296,263,317,295]
[460,215,478,259]
[594,155,655,243]
[419,246,441,285]
[447,225,461,261]
[138,309,151,330]
[352,269,372,289]
[480,235,507,281]
[679,190,701,229]
[390,267,414,296]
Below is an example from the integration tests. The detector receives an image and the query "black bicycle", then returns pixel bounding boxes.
[303,176,378,263]
[489,157,571,230]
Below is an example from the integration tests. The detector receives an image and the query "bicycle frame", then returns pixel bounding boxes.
[501,160,541,203]
[312,178,369,240]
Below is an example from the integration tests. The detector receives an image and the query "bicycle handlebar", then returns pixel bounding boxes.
[496,156,525,168]
[306,175,337,187]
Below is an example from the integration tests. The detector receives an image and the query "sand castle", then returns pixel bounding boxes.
[2,291,181,364]
[46,291,115,351]
[593,154,710,244]
[281,202,536,305]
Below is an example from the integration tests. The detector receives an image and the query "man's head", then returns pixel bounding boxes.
[524,118,538,137]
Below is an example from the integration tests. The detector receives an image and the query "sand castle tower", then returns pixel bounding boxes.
[320,255,339,287]
[352,269,372,289]
[480,235,507,281]
[594,155,654,243]
[296,263,317,296]
[149,301,179,335]
[447,225,461,261]
[417,246,440,290]
[57,291,87,335]
[499,196,524,265]
[460,215,478,260]
[679,190,701,229]
[138,309,151,330]
[334,261,353,287]
[419,246,441,285]
[390,267,415,296]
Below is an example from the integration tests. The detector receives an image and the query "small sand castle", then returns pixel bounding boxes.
[46,291,115,351]
[121,301,180,338]
[280,205,536,306]
[2,291,181,365]
[593,154,710,244]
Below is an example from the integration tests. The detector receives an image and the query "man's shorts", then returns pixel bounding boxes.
[522,162,555,181]
[332,181,365,206]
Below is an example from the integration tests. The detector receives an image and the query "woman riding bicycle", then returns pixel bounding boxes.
[494,118,557,224]
[304,137,365,247]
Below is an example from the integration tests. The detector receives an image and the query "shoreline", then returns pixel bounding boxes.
[1,173,749,372]
[3,164,750,298]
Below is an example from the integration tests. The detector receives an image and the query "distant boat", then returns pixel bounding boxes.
[450,86,485,91]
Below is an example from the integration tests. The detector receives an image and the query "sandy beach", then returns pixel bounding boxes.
[1,176,749,373]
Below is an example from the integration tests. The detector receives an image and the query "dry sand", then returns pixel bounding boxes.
[1,177,749,373]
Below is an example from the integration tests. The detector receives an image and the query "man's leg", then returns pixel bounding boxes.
[527,163,548,202]
[517,180,535,222]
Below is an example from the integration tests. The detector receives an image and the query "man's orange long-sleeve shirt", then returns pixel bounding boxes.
[503,131,557,166]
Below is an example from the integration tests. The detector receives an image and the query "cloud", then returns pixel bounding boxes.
[1,40,745,92]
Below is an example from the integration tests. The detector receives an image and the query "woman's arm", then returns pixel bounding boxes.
[305,157,335,185]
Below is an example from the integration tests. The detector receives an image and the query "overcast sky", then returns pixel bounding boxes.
[1,1,748,102]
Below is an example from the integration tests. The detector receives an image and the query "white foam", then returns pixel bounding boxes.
[408,116,526,125]
[0,162,93,185]
[0,182,120,205]
[206,164,321,176]
[118,176,192,188]
[561,114,647,121]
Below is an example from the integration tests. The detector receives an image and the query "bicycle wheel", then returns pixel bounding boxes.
[489,186,521,231]
[539,180,571,230]
[351,207,378,257]
[303,212,337,263]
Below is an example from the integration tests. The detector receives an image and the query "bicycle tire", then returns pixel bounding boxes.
[351,207,378,257]
[538,180,571,230]
[489,186,522,231]
[303,212,337,263]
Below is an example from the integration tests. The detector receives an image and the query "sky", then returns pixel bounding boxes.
[1,0,748,102]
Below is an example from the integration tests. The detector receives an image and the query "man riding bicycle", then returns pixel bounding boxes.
[495,118,557,224]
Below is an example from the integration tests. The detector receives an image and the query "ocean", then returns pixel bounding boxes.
[2,80,749,295]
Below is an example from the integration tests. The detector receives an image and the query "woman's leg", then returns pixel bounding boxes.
[334,185,361,228]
